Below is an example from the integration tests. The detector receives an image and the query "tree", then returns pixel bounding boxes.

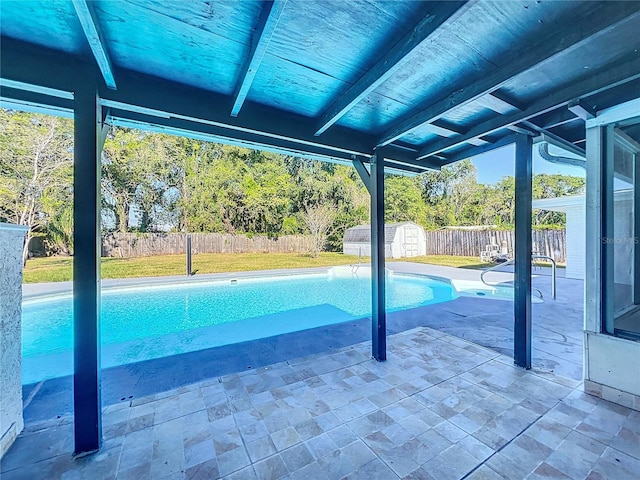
[385,175,427,225]
[286,160,369,251]
[418,160,480,228]
[101,128,175,232]
[0,109,74,261]
[533,173,585,226]
[46,200,74,255]
[302,204,336,257]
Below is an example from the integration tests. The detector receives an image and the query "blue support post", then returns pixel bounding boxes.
[514,134,533,369]
[186,234,192,276]
[73,86,102,455]
[370,154,386,361]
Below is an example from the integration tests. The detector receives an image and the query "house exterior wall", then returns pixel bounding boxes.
[565,206,586,280]
[0,223,28,457]
[534,196,630,281]
[584,110,640,411]
[585,332,640,409]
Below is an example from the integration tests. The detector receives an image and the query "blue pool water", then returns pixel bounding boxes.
[22,269,456,383]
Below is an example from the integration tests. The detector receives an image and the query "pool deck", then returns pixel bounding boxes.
[3,326,639,479]
[0,262,620,480]
[18,262,584,424]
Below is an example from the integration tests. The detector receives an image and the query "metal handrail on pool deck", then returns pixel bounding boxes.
[480,254,557,300]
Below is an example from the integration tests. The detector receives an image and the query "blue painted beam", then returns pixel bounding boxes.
[314,1,470,136]
[567,99,596,120]
[415,54,640,160]
[108,108,361,163]
[231,0,288,117]
[2,35,637,175]
[100,108,111,151]
[0,39,376,158]
[423,122,464,138]
[0,86,74,118]
[0,78,73,100]
[378,5,640,147]
[438,134,518,166]
[73,86,102,455]
[476,92,521,115]
[370,154,386,361]
[72,0,116,89]
[377,146,441,171]
[352,159,371,195]
[382,161,428,175]
[513,134,532,369]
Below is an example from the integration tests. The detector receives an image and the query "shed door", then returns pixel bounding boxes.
[404,227,419,256]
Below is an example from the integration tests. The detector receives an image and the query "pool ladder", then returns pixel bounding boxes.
[351,247,363,274]
[480,255,556,301]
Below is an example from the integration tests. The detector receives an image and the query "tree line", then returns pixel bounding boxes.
[0,110,586,260]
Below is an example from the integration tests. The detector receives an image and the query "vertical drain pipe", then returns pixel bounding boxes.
[186,234,192,276]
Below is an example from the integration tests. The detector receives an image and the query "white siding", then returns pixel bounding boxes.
[343,222,426,259]
[586,332,640,397]
[565,205,586,280]
[343,243,393,258]
[390,232,402,259]
[396,224,426,257]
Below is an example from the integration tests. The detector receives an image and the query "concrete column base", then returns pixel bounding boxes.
[0,223,28,458]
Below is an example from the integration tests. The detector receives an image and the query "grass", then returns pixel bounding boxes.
[394,255,492,269]
[398,255,564,270]
[23,252,360,284]
[23,252,562,284]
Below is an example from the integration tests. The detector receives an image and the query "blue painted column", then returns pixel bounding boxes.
[514,134,533,369]
[73,86,102,455]
[370,154,386,361]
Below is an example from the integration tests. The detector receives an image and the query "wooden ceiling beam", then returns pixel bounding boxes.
[314,1,472,136]
[72,0,116,89]
[416,54,640,160]
[378,5,640,147]
[231,0,288,117]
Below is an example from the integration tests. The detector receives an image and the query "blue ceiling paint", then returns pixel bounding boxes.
[0,0,86,54]
[1,0,638,164]
[94,1,252,95]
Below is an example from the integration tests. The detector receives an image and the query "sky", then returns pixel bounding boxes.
[470,143,586,185]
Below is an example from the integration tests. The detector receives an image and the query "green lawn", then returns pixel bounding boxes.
[398,255,492,270]
[22,252,360,283]
[22,252,505,284]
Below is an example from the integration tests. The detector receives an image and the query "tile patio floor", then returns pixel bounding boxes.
[2,327,639,480]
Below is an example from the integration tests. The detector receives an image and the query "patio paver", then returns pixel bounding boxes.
[2,326,637,479]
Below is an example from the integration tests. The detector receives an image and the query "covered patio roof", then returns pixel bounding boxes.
[2,0,640,459]
[1,0,639,172]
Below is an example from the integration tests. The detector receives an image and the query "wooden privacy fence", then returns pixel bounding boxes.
[102,233,315,257]
[425,229,566,263]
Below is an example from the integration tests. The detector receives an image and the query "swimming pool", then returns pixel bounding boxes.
[22,267,456,384]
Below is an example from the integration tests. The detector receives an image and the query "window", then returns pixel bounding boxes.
[603,119,640,339]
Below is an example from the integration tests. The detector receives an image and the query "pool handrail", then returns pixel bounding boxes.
[480,254,557,300]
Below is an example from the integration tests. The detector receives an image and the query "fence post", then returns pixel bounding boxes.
[186,234,192,276]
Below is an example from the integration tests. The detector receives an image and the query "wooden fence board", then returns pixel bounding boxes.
[101,233,315,257]
[68,230,565,261]
[424,229,566,263]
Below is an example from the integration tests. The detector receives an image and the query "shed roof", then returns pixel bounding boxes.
[1,1,639,171]
[344,221,422,244]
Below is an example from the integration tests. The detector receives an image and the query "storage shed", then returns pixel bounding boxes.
[343,222,426,259]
